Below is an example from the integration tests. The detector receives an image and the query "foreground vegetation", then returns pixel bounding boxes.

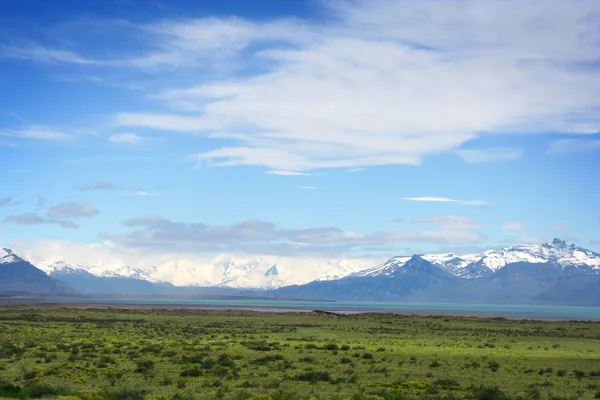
[0,305,599,400]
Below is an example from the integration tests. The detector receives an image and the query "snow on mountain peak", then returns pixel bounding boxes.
[349,239,600,281]
[0,248,20,264]
[478,239,600,270]
[264,265,279,277]
[23,239,600,289]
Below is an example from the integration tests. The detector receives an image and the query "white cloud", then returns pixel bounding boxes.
[403,197,459,203]
[5,1,600,171]
[402,197,487,206]
[301,186,319,190]
[501,220,527,230]
[135,190,161,196]
[266,170,311,176]
[1,125,71,141]
[125,1,600,170]
[412,215,483,230]
[554,224,567,231]
[547,139,600,155]
[455,148,524,163]
[109,133,142,144]
[3,45,98,64]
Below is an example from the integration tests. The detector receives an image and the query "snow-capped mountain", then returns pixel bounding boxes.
[350,239,600,280]
[39,261,158,283]
[0,249,72,294]
[273,239,600,305]
[0,248,19,264]
[476,238,600,271]
[9,238,600,296]
[37,256,365,290]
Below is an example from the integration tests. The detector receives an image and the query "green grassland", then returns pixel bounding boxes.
[0,305,599,400]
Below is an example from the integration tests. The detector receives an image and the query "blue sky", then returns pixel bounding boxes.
[1,0,599,267]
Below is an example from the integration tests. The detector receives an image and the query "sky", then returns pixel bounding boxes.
[0,0,599,270]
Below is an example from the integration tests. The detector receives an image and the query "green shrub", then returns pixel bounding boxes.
[488,361,500,372]
[293,371,332,383]
[180,368,202,377]
[135,360,155,374]
[469,386,509,400]
[101,387,148,400]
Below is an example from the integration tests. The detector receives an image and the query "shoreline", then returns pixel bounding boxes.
[2,299,599,321]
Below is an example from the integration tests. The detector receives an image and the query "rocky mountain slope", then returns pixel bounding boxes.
[0,248,72,294]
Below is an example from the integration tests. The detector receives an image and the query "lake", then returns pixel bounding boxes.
[2,296,600,320]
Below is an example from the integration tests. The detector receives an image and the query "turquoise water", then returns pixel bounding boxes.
[3,297,600,320]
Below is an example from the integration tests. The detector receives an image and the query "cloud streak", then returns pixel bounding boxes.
[402,197,487,206]
[1,125,71,141]
[3,213,78,229]
[109,133,142,144]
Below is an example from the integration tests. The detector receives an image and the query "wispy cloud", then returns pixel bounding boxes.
[455,147,523,163]
[109,133,142,144]
[402,197,487,206]
[6,1,598,170]
[267,170,311,176]
[3,44,98,65]
[547,138,600,155]
[1,125,71,141]
[301,186,319,190]
[3,213,78,229]
[135,190,161,196]
[403,197,459,203]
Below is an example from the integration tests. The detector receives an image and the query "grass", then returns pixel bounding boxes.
[0,305,598,399]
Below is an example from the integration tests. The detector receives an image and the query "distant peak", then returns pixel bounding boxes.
[0,248,21,264]
[265,265,279,276]
[407,254,429,264]
[551,238,567,247]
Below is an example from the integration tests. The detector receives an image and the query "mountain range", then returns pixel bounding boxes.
[1,239,600,304]
[273,239,600,305]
